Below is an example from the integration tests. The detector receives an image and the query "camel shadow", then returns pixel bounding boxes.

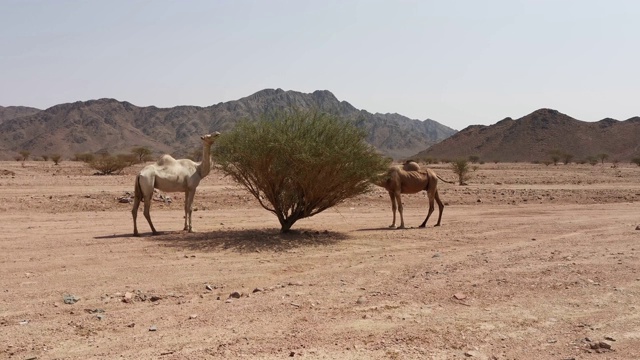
[145,228,349,253]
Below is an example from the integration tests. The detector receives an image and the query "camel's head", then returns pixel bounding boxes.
[201,132,221,144]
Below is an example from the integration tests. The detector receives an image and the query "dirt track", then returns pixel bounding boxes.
[1,161,639,359]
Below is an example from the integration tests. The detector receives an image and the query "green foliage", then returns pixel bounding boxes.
[451,159,471,185]
[88,154,131,175]
[131,146,153,163]
[587,156,598,166]
[74,153,95,163]
[212,109,390,233]
[468,155,480,163]
[51,154,62,165]
[117,153,139,167]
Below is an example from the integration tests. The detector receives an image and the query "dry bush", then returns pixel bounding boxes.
[88,155,131,175]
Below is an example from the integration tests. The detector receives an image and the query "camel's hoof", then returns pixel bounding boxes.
[388,225,396,229]
[418,225,426,228]
[396,226,406,230]
[152,231,159,236]
[434,224,441,227]
[133,233,140,237]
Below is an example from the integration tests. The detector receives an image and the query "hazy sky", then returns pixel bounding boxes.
[1,0,639,130]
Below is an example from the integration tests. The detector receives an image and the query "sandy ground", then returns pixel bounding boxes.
[1,160,639,360]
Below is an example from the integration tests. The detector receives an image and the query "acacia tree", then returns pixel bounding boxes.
[131,146,153,163]
[212,109,390,233]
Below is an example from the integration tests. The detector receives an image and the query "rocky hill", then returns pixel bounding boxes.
[0,89,456,160]
[414,108,640,162]
[0,105,41,124]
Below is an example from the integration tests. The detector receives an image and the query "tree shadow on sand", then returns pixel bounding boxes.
[144,228,350,253]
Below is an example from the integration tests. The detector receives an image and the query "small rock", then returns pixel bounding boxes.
[149,325,157,331]
[189,314,198,319]
[432,253,441,258]
[63,294,80,304]
[224,299,232,303]
[126,323,135,328]
[19,320,29,325]
[229,291,241,299]
[636,225,640,230]
[288,281,304,286]
[205,285,213,291]
[252,288,264,293]
[453,293,467,300]
[123,292,134,303]
[356,296,366,304]
[604,336,616,341]
[149,295,162,302]
[289,351,295,357]
[96,314,105,320]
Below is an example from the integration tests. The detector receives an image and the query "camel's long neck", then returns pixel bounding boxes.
[198,143,213,178]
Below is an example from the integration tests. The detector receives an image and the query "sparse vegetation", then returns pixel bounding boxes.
[549,150,561,165]
[212,109,389,233]
[562,153,573,165]
[586,156,598,166]
[598,153,609,164]
[131,146,153,163]
[451,159,471,185]
[468,155,480,163]
[632,157,640,167]
[74,153,95,163]
[51,154,62,165]
[19,150,30,162]
[41,155,49,161]
[88,154,131,175]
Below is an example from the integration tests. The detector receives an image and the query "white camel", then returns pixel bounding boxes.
[132,132,220,236]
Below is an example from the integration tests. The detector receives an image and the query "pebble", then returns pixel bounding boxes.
[149,325,157,331]
[229,291,241,299]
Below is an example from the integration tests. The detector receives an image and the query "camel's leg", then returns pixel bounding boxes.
[183,190,190,231]
[434,190,444,226]
[184,189,196,232]
[142,191,158,235]
[132,175,142,236]
[388,191,397,228]
[418,192,435,228]
[132,196,141,236]
[395,191,406,229]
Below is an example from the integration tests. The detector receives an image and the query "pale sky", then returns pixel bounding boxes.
[1,0,639,130]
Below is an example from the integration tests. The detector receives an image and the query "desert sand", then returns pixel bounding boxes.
[1,160,639,359]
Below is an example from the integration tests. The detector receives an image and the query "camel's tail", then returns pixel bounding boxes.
[436,174,456,184]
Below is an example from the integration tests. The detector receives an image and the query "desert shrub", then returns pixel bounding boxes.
[468,155,480,163]
[542,160,552,166]
[598,153,609,164]
[131,146,153,163]
[74,153,95,163]
[632,157,640,167]
[451,159,471,185]
[88,154,131,175]
[19,150,30,161]
[51,154,62,165]
[212,109,390,233]
[117,153,139,167]
[41,155,49,161]
[562,153,573,165]
[587,156,598,166]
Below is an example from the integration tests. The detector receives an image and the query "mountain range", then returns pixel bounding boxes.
[415,108,640,162]
[0,89,455,160]
[2,91,639,163]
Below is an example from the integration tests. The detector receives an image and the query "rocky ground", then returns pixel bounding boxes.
[1,160,639,359]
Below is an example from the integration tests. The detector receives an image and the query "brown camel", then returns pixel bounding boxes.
[376,161,452,229]
[132,132,220,236]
